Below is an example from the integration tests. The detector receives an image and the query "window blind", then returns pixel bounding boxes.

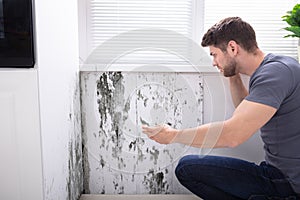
[84,0,205,67]
[204,0,298,59]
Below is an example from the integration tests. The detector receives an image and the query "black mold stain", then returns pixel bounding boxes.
[97,72,123,129]
[96,72,128,194]
[100,138,105,149]
[82,127,90,194]
[81,73,91,194]
[67,73,83,200]
[129,140,137,151]
[165,168,169,174]
[129,137,145,152]
[113,180,125,194]
[140,117,150,126]
[142,169,169,194]
[156,172,164,188]
[100,186,105,194]
[118,157,126,169]
[100,156,105,168]
[149,146,159,165]
[97,72,126,159]
[136,85,150,107]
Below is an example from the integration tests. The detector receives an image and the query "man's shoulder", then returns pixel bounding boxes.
[253,54,299,80]
[261,54,299,71]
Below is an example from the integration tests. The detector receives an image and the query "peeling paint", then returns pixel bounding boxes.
[80,72,203,194]
[97,72,126,159]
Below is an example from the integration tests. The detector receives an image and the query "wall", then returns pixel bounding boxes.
[81,71,204,194]
[34,0,83,199]
[81,71,264,194]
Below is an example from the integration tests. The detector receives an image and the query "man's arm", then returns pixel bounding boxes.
[142,100,276,148]
[229,74,249,107]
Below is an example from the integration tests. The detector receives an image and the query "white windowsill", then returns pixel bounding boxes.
[80,64,218,73]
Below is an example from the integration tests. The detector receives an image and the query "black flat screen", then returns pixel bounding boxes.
[0,0,34,68]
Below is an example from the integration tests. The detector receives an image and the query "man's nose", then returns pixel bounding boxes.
[212,61,218,67]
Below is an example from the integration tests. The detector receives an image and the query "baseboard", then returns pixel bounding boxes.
[80,194,202,200]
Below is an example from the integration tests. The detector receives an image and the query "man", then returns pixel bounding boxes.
[142,17,300,199]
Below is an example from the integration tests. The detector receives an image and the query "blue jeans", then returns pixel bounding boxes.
[175,155,299,200]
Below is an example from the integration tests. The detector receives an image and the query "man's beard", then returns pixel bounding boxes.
[223,58,237,77]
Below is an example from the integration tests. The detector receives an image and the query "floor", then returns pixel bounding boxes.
[80,194,202,200]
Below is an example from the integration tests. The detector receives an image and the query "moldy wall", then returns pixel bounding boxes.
[81,71,204,194]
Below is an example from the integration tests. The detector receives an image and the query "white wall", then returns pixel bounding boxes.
[34,0,83,199]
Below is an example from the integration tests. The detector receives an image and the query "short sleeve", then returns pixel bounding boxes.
[245,63,293,109]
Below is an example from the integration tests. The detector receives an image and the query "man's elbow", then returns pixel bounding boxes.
[216,131,243,148]
[227,140,242,148]
[222,121,248,148]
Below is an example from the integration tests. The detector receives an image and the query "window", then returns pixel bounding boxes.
[79,0,299,72]
[79,0,209,72]
[204,0,298,59]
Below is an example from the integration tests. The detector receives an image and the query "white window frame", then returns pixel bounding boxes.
[78,0,214,72]
[78,0,299,72]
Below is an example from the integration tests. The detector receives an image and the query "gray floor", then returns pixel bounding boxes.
[80,194,202,200]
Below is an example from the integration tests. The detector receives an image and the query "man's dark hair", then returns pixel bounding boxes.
[201,17,258,53]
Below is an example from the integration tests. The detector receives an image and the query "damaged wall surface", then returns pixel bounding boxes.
[81,71,204,194]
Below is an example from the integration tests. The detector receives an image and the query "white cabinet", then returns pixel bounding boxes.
[0,70,43,200]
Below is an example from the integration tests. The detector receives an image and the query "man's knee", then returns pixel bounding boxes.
[175,154,203,181]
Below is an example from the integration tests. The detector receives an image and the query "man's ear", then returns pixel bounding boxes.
[228,40,238,55]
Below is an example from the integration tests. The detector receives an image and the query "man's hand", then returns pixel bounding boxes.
[142,124,178,144]
[229,73,249,107]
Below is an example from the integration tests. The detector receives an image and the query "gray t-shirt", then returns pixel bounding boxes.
[245,53,300,193]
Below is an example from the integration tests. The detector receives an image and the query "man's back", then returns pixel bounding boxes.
[246,53,300,193]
